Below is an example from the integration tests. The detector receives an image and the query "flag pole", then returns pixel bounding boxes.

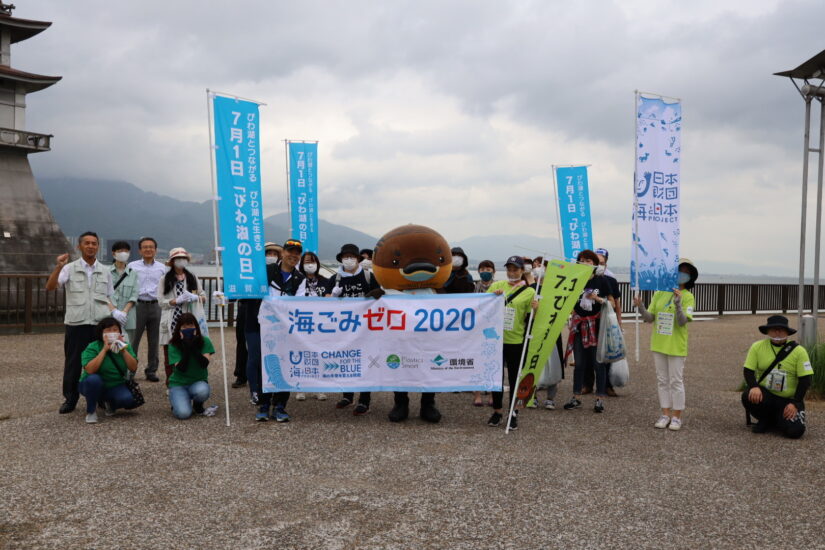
[284,140,292,237]
[206,89,232,427]
[632,91,641,363]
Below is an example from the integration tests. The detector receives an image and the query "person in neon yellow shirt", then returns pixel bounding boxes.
[741,315,812,438]
[634,259,698,431]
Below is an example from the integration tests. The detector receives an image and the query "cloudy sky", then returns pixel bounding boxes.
[13,0,825,275]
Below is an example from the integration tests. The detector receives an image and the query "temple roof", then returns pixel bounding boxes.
[0,13,52,44]
[0,65,61,93]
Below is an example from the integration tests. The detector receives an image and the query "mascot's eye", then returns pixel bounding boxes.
[392,259,400,266]
[439,256,445,263]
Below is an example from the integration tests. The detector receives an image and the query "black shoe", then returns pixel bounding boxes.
[193,401,205,415]
[146,372,160,382]
[507,412,518,430]
[594,399,605,413]
[563,397,582,410]
[388,403,409,422]
[336,398,352,409]
[231,378,247,388]
[58,401,75,414]
[487,412,502,427]
[752,421,769,434]
[419,403,442,423]
[353,403,370,416]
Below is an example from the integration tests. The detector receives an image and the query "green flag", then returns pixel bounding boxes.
[514,259,592,408]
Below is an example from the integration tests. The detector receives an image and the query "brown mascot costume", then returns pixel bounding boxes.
[372,224,453,423]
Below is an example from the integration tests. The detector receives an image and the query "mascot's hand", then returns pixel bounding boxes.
[366,288,385,300]
[331,285,343,297]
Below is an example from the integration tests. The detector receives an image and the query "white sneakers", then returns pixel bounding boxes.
[297,393,327,401]
[296,393,307,401]
[316,393,327,401]
[85,412,98,424]
[654,415,682,430]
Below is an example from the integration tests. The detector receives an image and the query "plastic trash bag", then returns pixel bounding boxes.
[609,358,630,387]
[538,348,563,388]
[596,301,626,363]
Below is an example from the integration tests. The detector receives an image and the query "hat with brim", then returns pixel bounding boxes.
[283,239,302,253]
[264,241,281,253]
[678,257,699,289]
[759,315,797,335]
[504,255,524,269]
[336,243,360,262]
[167,247,190,265]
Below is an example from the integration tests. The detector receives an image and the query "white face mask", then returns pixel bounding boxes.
[303,263,317,274]
[173,258,188,269]
[532,267,544,278]
[114,252,129,263]
[342,258,357,270]
[507,275,521,283]
[360,259,372,270]
[770,336,787,344]
[452,257,463,268]
[595,265,606,276]
[265,256,278,265]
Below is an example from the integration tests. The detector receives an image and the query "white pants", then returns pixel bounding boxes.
[653,352,686,411]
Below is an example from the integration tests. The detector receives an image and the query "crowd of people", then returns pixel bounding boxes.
[47,231,813,438]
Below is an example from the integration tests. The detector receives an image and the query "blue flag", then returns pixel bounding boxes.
[555,166,594,262]
[288,142,319,253]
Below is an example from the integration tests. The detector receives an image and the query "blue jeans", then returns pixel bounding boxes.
[572,333,606,397]
[169,381,211,419]
[78,374,138,414]
[246,329,289,411]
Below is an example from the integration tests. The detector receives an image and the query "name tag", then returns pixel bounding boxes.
[656,312,674,335]
[766,370,787,392]
[503,306,516,331]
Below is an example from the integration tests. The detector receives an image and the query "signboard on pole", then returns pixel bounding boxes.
[555,166,593,262]
[631,94,682,291]
[258,294,504,393]
[212,95,268,298]
[288,141,319,253]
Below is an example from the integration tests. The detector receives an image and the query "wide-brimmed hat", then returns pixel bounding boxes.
[678,257,699,289]
[264,241,281,253]
[759,315,797,335]
[504,255,524,269]
[167,247,190,265]
[336,243,360,262]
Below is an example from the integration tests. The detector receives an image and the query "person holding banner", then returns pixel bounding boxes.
[248,239,306,422]
[487,255,537,430]
[443,247,474,294]
[295,251,329,402]
[563,250,614,414]
[326,243,379,415]
[633,259,697,431]
[474,260,496,294]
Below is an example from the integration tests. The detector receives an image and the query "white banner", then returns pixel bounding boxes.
[258,293,504,393]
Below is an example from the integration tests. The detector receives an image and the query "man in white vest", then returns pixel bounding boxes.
[46,231,116,414]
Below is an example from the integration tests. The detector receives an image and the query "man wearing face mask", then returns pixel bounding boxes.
[325,243,380,414]
[443,247,475,294]
[128,237,167,382]
[109,241,138,344]
[247,239,306,422]
[474,260,496,293]
[741,316,812,438]
[359,248,373,272]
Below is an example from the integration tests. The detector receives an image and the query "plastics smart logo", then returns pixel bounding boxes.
[386,354,401,369]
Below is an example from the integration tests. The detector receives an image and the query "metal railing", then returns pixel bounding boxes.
[0,127,52,152]
[1,274,823,333]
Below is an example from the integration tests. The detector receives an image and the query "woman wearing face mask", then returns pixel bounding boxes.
[443,247,475,294]
[563,249,615,414]
[109,241,138,343]
[359,248,373,271]
[294,251,329,402]
[531,257,546,286]
[474,260,495,293]
[633,259,698,431]
[167,313,216,419]
[79,317,140,424]
[486,255,538,430]
[158,247,207,384]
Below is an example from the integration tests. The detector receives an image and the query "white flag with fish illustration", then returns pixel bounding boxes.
[631,93,681,291]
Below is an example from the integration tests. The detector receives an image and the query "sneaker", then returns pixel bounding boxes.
[272,406,290,423]
[668,417,682,431]
[594,399,605,413]
[255,411,269,422]
[752,421,768,434]
[316,393,327,401]
[103,401,116,417]
[353,403,370,416]
[85,412,98,424]
[507,412,518,430]
[526,399,537,409]
[563,397,582,410]
[231,378,247,388]
[336,398,352,409]
[296,393,306,401]
[544,399,556,410]
[146,372,160,382]
[192,401,205,415]
[654,415,671,429]
[249,392,259,406]
[59,401,76,414]
[202,405,219,417]
[487,412,502,427]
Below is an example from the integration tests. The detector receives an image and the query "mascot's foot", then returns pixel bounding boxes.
[419,403,442,424]
[388,403,409,423]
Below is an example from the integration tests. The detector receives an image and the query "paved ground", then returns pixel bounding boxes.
[1,315,823,549]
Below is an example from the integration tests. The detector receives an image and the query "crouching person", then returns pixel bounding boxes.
[168,313,215,419]
[742,315,813,439]
[79,317,140,424]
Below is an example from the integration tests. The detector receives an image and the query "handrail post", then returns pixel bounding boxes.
[751,285,758,314]
[24,277,33,333]
[717,284,725,316]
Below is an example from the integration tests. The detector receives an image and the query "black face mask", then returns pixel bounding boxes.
[181,328,196,340]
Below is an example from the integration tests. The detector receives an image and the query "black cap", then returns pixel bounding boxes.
[504,255,524,269]
[336,243,360,262]
[283,239,303,252]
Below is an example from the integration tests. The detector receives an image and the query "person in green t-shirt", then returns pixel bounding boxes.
[634,258,698,432]
[485,255,538,431]
[78,317,140,424]
[741,315,812,439]
[167,313,215,419]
